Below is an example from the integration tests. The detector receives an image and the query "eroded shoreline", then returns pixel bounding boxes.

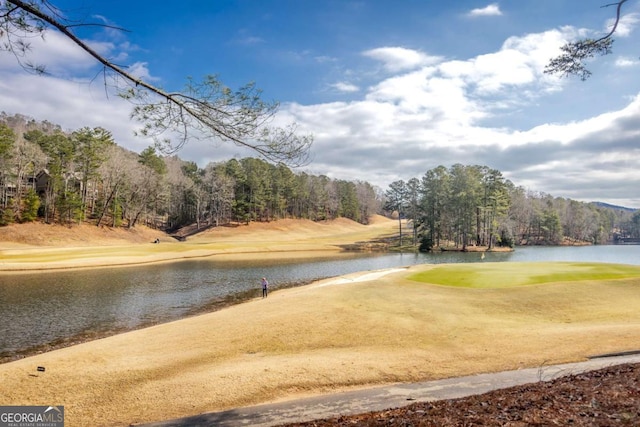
[1,266,410,364]
[0,276,321,364]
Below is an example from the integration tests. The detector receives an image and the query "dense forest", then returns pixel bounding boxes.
[1,113,638,247]
[386,166,640,250]
[0,113,379,231]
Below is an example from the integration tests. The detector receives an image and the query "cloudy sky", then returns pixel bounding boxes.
[1,1,640,208]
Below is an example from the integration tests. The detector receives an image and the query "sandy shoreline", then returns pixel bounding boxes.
[1,265,400,364]
[0,245,354,273]
[309,267,409,287]
[0,217,400,272]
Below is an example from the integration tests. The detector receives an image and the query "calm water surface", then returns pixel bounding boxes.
[1,245,639,359]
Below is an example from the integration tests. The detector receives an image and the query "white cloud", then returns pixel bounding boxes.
[331,82,360,93]
[315,55,337,64]
[467,3,503,17]
[460,29,568,95]
[0,70,151,151]
[232,29,265,45]
[359,28,569,129]
[605,12,640,37]
[0,29,96,76]
[615,56,639,67]
[363,47,442,72]
[277,26,640,207]
[126,62,158,81]
[365,68,485,127]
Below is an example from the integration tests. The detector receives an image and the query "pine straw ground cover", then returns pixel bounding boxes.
[281,362,640,426]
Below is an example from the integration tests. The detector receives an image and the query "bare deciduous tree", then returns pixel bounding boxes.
[96,145,135,227]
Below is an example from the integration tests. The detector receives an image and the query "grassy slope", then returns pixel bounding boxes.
[1,262,639,426]
[0,216,399,271]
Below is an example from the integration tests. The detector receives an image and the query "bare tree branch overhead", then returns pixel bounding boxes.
[544,0,630,80]
[0,0,313,166]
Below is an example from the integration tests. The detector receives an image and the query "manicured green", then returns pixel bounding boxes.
[407,262,640,289]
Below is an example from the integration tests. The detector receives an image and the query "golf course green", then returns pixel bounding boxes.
[407,262,640,288]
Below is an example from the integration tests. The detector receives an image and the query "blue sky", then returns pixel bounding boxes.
[1,0,640,208]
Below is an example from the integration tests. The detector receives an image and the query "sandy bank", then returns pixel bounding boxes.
[0,216,399,272]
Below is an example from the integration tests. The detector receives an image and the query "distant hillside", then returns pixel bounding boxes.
[591,202,637,213]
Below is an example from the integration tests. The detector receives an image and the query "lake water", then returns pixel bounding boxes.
[1,245,639,360]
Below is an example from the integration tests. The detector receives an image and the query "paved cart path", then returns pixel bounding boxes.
[137,353,640,427]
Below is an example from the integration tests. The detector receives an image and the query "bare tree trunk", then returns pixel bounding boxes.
[96,185,117,227]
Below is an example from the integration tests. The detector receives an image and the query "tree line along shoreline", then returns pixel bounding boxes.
[1,112,639,250]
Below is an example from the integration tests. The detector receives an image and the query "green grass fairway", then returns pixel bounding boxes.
[407,262,640,288]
